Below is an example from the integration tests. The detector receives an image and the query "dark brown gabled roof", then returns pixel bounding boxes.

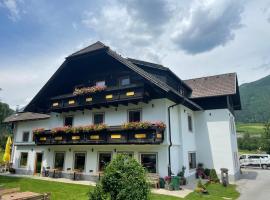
[4,112,50,123]
[184,73,237,98]
[68,41,108,58]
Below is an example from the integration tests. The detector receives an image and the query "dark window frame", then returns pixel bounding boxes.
[19,152,28,168]
[139,152,158,173]
[54,152,65,170]
[22,131,30,142]
[93,112,105,125]
[73,152,86,172]
[128,109,142,122]
[188,152,196,170]
[98,152,112,172]
[64,116,73,127]
[188,114,193,132]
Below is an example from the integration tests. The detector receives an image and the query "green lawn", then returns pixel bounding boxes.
[236,123,264,135]
[0,176,239,200]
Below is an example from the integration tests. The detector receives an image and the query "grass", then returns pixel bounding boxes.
[238,149,259,155]
[236,123,264,135]
[0,176,239,200]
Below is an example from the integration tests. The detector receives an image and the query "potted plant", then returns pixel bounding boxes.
[164,176,172,190]
[177,166,187,185]
[196,163,205,179]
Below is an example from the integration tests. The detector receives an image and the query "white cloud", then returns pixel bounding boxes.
[1,0,22,21]
[81,0,245,56]
[171,0,244,54]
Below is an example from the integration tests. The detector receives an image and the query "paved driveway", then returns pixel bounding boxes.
[236,168,270,200]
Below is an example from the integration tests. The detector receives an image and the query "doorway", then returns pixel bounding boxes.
[35,153,43,174]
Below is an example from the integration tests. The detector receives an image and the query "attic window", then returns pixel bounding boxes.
[119,76,130,86]
[96,80,106,87]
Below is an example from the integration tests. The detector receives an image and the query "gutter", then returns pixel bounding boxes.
[167,98,185,176]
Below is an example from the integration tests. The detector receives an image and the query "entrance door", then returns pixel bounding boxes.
[35,153,43,174]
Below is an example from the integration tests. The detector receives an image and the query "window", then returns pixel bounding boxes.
[64,116,73,127]
[20,152,28,168]
[128,110,141,122]
[119,76,130,86]
[96,80,106,87]
[93,113,104,124]
[140,153,157,173]
[188,115,193,132]
[188,152,196,170]
[74,153,86,171]
[98,152,112,171]
[54,152,65,170]
[22,132,29,142]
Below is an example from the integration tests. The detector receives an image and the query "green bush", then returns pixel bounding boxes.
[204,168,210,177]
[89,154,150,200]
[89,184,108,200]
[209,169,219,183]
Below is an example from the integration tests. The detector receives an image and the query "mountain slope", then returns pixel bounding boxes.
[235,75,270,122]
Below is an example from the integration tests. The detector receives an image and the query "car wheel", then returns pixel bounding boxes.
[262,164,268,169]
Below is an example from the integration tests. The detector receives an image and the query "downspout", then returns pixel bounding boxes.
[167,98,185,176]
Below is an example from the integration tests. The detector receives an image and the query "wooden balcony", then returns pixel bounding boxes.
[34,126,164,145]
[50,84,149,112]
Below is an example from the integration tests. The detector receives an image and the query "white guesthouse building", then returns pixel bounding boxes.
[5,42,241,181]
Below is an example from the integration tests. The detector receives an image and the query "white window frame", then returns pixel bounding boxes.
[97,152,112,172]
[73,151,87,172]
[187,114,193,132]
[188,151,196,171]
[93,112,105,124]
[139,152,158,174]
[22,131,30,142]
[63,115,74,127]
[53,151,65,170]
[19,152,28,168]
[127,109,142,122]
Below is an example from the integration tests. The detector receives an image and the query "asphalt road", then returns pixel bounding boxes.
[237,168,270,200]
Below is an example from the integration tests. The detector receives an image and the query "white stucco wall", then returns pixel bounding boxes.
[194,109,240,180]
[12,98,239,181]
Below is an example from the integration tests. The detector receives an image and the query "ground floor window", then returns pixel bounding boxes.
[74,152,86,171]
[188,152,196,170]
[140,153,157,173]
[54,152,65,170]
[19,152,28,168]
[98,152,112,171]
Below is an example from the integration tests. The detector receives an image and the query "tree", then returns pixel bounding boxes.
[89,154,150,200]
[262,121,270,154]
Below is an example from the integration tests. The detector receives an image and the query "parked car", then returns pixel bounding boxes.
[239,154,270,169]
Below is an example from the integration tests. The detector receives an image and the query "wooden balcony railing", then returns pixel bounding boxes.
[34,126,164,145]
[50,84,149,112]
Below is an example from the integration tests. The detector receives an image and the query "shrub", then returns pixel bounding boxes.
[89,154,150,200]
[209,169,220,183]
[89,184,108,200]
[204,168,210,177]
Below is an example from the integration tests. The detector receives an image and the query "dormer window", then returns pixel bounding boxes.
[119,76,130,86]
[96,80,106,87]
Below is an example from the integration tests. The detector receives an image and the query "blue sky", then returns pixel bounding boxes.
[0,0,270,109]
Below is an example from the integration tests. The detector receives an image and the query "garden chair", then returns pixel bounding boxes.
[147,173,160,189]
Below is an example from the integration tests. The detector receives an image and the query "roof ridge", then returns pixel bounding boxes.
[184,72,236,81]
[127,58,169,70]
[68,41,108,58]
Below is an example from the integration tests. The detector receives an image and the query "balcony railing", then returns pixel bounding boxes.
[34,125,164,145]
[50,84,149,112]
